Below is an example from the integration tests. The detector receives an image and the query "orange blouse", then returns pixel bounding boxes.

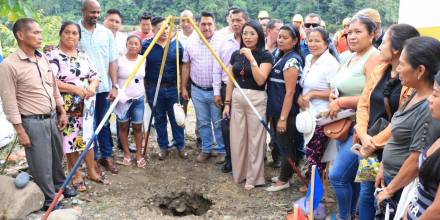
[354,63,413,147]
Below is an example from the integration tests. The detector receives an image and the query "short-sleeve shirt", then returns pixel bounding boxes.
[230,49,273,90]
[47,48,100,116]
[182,34,219,88]
[78,21,118,93]
[141,39,183,86]
[301,50,339,115]
[117,55,145,99]
[382,92,440,178]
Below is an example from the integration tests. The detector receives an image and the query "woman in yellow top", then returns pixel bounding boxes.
[354,24,420,220]
[325,15,380,220]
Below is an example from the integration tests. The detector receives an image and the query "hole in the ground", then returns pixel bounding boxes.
[152,191,213,217]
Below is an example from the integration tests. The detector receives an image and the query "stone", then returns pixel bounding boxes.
[15,172,30,189]
[48,207,82,220]
[0,175,44,220]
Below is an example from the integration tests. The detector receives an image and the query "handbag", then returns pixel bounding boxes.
[324,118,352,141]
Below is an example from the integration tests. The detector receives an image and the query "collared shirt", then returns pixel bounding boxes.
[177,30,196,49]
[301,49,339,115]
[141,39,183,85]
[216,26,233,37]
[212,33,240,96]
[0,49,63,124]
[115,31,128,56]
[131,30,154,42]
[182,34,219,88]
[78,20,118,93]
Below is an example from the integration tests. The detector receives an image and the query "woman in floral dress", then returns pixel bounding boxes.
[48,21,104,192]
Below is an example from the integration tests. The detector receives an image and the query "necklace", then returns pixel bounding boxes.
[239,55,248,82]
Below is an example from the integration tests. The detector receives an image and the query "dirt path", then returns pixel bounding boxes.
[25,103,334,219]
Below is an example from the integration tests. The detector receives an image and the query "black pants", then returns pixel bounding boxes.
[268,117,280,162]
[272,116,302,182]
[220,83,231,161]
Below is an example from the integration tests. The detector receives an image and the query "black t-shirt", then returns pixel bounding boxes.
[230,49,273,90]
[368,67,402,127]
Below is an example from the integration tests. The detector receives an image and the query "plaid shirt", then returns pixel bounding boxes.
[182,34,220,88]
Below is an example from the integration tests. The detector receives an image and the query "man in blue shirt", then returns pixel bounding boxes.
[300,13,339,60]
[78,0,119,174]
[142,16,187,160]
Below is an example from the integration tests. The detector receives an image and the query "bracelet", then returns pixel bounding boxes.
[224,100,231,103]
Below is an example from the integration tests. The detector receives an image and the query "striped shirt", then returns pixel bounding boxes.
[407,152,437,219]
[182,34,219,88]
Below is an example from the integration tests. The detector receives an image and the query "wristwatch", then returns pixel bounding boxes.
[112,84,119,90]
[251,60,258,67]
[280,116,286,121]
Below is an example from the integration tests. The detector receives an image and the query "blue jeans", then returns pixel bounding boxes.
[94,92,113,159]
[116,96,145,124]
[191,85,225,154]
[146,86,184,150]
[329,128,359,220]
[359,181,375,220]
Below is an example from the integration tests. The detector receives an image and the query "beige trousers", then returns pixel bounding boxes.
[230,89,267,186]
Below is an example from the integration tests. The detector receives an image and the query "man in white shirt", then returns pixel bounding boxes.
[215,6,239,36]
[178,10,196,49]
[104,9,128,56]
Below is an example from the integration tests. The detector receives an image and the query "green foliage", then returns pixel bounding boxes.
[0,0,36,22]
[22,0,399,33]
[0,24,17,56]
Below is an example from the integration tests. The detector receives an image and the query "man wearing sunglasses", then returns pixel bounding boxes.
[300,13,339,60]
[299,13,321,57]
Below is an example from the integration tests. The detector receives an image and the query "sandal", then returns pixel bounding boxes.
[87,175,109,185]
[73,180,87,192]
[136,157,146,168]
[122,156,132,166]
[244,184,255,191]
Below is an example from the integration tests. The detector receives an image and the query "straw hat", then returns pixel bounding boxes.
[357,8,381,23]
[258,10,270,19]
[292,14,303,23]
[295,110,316,146]
[342,17,351,26]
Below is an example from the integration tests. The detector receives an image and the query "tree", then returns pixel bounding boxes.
[0,0,36,22]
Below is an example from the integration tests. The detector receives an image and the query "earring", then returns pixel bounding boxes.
[417,76,421,80]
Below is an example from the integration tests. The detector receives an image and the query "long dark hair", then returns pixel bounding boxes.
[59,21,81,40]
[240,20,265,53]
[307,27,339,61]
[278,24,303,62]
[404,37,440,85]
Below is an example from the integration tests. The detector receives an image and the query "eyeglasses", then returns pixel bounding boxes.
[304,23,320,28]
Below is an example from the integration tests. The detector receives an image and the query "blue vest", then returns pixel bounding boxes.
[266,50,303,118]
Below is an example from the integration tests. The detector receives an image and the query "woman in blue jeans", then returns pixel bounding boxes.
[325,16,380,220]
[115,35,146,168]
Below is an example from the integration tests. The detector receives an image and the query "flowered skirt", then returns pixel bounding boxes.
[305,125,328,175]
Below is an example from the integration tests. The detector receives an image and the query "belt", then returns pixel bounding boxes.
[21,111,56,120]
[191,82,213,91]
[147,82,176,88]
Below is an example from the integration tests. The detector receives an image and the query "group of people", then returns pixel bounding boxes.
[1,0,440,218]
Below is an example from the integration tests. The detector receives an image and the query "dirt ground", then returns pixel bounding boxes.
[20,103,335,220]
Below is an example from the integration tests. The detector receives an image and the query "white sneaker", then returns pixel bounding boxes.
[265,182,290,192]
[271,176,280,183]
